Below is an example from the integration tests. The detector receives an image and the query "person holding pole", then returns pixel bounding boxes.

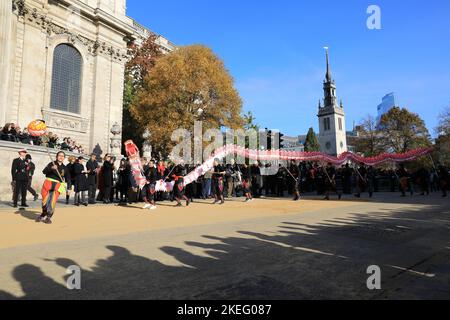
[323,162,342,201]
[36,151,70,224]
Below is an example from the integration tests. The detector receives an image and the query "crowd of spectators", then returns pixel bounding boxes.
[1,123,85,154]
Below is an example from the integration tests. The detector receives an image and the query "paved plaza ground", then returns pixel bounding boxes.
[0,193,449,300]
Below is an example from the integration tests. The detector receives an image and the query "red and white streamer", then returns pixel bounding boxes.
[183,145,434,186]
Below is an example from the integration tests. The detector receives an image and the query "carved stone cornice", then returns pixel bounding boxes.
[42,109,90,134]
[11,0,129,62]
[12,0,25,16]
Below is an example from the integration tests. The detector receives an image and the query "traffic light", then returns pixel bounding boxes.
[279,132,285,150]
[267,129,273,150]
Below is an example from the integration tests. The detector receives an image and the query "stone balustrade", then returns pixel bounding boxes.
[0,140,89,202]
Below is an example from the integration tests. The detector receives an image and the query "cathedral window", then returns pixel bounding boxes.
[50,44,83,114]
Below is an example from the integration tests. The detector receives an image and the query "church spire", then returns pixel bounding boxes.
[325,47,332,82]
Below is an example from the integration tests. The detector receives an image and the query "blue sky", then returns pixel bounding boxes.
[127,0,450,137]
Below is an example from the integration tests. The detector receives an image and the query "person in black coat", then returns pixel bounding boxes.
[102,154,114,204]
[240,163,253,202]
[65,156,77,205]
[142,160,159,210]
[117,159,131,203]
[172,163,190,207]
[11,149,29,208]
[212,159,226,205]
[323,163,342,201]
[25,154,39,201]
[86,154,99,204]
[73,157,89,206]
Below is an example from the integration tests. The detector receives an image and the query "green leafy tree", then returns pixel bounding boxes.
[243,111,259,132]
[304,128,320,152]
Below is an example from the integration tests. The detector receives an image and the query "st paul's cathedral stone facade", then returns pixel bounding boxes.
[0,0,174,155]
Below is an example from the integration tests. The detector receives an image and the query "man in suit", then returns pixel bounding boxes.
[11,149,30,208]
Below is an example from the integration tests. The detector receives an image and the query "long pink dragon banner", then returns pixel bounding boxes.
[125,139,433,191]
[183,145,434,186]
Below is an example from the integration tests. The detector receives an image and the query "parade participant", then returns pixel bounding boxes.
[240,163,253,202]
[156,160,169,201]
[225,159,237,198]
[438,165,448,197]
[342,164,353,194]
[250,161,262,198]
[73,156,89,206]
[25,154,39,201]
[185,164,196,203]
[367,166,376,198]
[397,164,410,197]
[323,163,342,201]
[354,165,367,198]
[275,164,286,197]
[11,149,29,208]
[172,163,190,207]
[212,159,226,205]
[102,154,114,204]
[416,167,430,196]
[288,160,301,201]
[36,151,70,224]
[142,160,158,210]
[86,153,99,204]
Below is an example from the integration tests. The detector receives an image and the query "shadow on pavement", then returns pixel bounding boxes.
[0,197,449,300]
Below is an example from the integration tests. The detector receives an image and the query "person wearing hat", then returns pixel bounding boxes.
[25,154,39,201]
[11,149,30,208]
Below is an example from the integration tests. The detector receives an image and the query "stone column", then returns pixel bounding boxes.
[0,0,12,125]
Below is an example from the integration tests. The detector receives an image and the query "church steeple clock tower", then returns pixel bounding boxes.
[318,48,348,156]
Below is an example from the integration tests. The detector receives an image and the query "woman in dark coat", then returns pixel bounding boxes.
[102,154,114,204]
[73,157,88,206]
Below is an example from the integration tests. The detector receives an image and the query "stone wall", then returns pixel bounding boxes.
[0,141,90,202]
[1,0,135,157]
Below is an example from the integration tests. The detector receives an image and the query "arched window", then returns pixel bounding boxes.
[50,44,83,114]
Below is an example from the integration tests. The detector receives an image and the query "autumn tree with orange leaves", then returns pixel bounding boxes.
[131,45,244,158]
